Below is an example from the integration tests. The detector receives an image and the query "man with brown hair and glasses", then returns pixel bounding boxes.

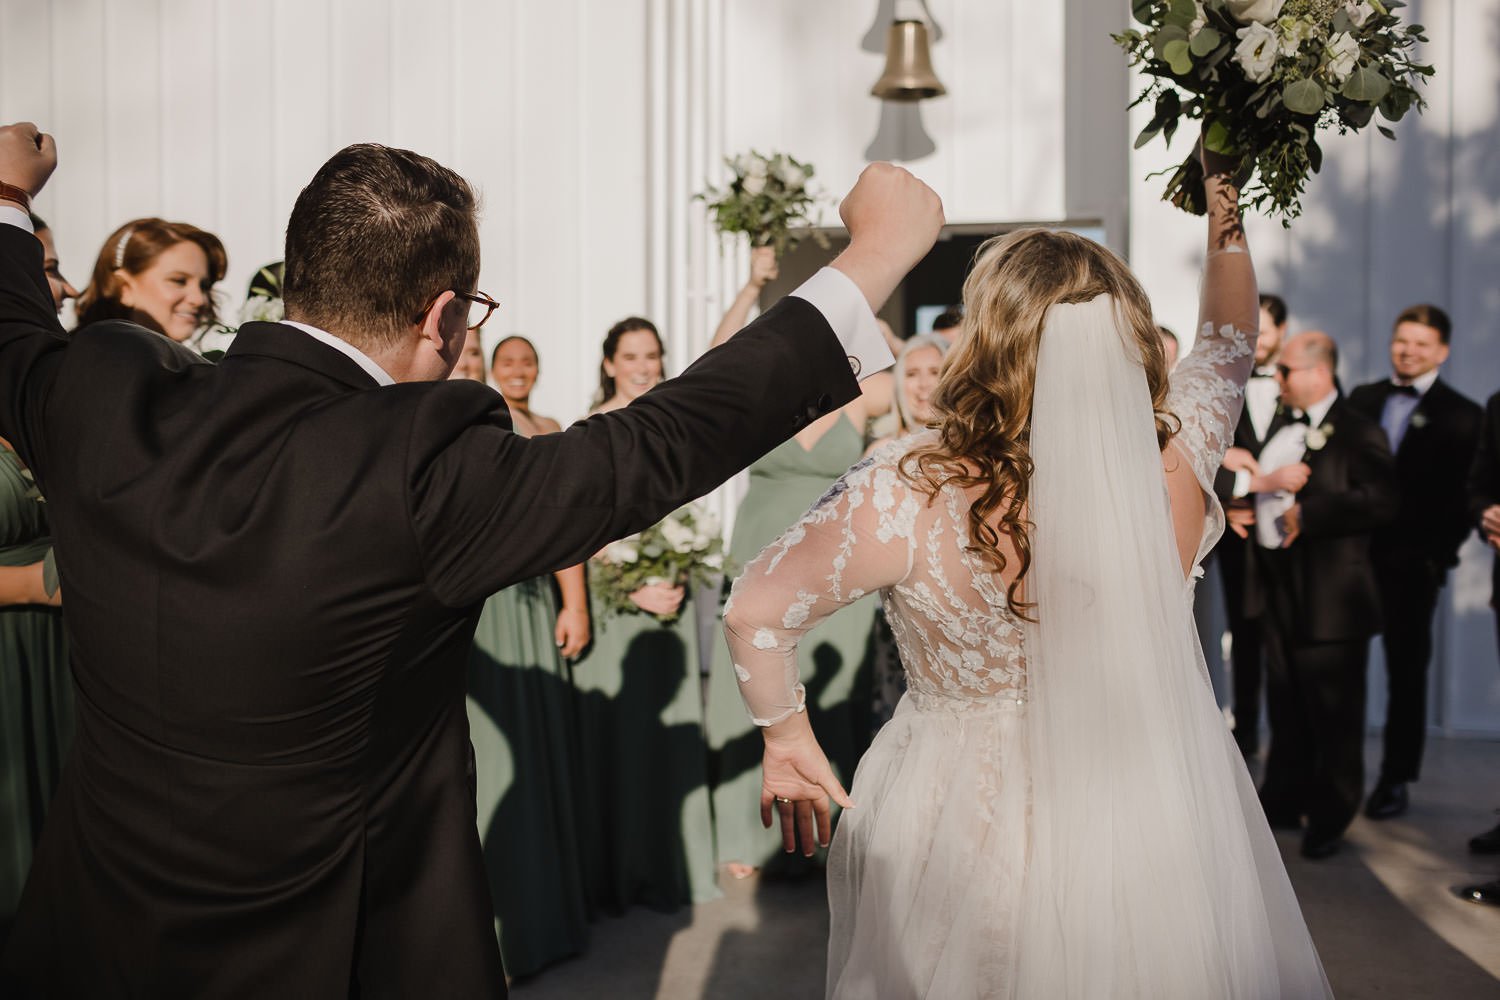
[0,122,943,997]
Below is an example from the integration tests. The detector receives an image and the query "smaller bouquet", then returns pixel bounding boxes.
[698,151,827,256]
[591,503,728,623]
[1116,0,1433,222]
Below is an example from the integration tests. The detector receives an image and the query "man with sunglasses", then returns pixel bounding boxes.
[1250,331,1397,862]
[0,123,943,997]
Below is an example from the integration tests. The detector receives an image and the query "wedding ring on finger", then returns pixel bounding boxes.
[775,796,792,804]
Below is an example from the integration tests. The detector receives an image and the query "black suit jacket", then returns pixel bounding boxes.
[0,223,859,997]
[1249,396,1399,642]
[1348,376,1482,570]
[1469,390,1500,603]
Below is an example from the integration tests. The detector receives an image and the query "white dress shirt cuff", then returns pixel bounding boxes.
[790,267,895,380]
[0,205,34,232]
[1232,469,1251,499]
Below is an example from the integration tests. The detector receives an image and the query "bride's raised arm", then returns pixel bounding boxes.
[1165,146,1258,504]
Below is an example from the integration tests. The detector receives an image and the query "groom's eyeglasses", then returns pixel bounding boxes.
[414,290,501,331]
[1275,363,1314,379]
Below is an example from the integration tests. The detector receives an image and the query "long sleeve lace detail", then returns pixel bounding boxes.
[725,435,1031,727]
[724,445,917,726]
[1165,246,1257,562]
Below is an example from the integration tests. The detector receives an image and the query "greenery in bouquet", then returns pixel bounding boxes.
[697,150,828,256]
[1116,0,1432,222]
[591,503,729,623]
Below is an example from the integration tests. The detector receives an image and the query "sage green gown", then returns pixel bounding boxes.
[706,415,878,869]
[570,576,720,913]
[465,574,588,973]
[0,448,71,922]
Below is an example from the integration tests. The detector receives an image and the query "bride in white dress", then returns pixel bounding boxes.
[723,152,1332,998]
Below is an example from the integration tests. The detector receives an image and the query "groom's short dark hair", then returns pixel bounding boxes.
[282,143,480,352]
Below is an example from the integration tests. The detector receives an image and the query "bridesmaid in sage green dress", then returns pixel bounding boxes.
[570,318,721,912]
[703,254,893,876]
[457,333,591,978]
[0,441,70,925]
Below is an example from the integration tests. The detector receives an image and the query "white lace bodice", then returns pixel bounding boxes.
[725,251,1256,726]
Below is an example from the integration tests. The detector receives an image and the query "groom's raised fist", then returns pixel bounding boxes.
[0,123,57,204]
[832,163,944,313]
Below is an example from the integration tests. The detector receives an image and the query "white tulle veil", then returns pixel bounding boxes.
[1011,295,1330,998]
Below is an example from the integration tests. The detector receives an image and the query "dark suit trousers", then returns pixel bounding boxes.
[1257,548,1369,839]
[1373,552,1442,784]
[1217,531,1263,749]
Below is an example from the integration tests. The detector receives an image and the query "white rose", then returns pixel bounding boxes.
[775,161,807,189]
[742,173,766,196]
[1233,22,1280,83]
[1344,1,1375,28]
[1325,31,1360,83]
[605,539,639,564]
[1225,0,1286,23]
[747,156,769,180]
[659,517,696,554]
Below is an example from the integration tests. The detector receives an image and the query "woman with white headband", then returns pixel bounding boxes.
[723,140,1332,997]
[74,217,226,349]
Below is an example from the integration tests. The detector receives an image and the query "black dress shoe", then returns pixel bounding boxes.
[1363,782,1409,820]
[1300,833,1341,860]
[1469,822,1500,855]
[1452,879,1500,906]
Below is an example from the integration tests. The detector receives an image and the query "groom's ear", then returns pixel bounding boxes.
[417,290,458,353]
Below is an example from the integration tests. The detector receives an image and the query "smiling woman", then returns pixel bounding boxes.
[73,217,227,345]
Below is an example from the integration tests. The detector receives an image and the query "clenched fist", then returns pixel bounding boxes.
[832,162,944,313]
[0,123,57,202]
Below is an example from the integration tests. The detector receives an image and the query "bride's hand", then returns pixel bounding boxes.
[760,712,854,856]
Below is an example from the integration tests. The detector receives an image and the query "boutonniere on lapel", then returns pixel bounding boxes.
[1409,412,1428,430]
[1304,423,1334,451]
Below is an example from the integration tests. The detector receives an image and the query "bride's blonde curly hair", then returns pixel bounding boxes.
[900,228,1179,620]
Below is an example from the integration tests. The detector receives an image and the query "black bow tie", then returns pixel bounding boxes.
[1389,383,1420,397]
[1288,411,1310,425]
[1251,368,1277,379]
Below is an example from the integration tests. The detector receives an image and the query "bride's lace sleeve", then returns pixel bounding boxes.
[1165,244,1258,490]
[724,447,918,726]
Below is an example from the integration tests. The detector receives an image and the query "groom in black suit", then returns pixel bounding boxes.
[0,123,942,997]
[1251,331,1398,859]
[1348,304,1481,820]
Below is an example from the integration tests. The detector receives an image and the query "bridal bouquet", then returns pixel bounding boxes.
[1116,0,1432,221]
[698,150,827,256]
[591,503,727,623]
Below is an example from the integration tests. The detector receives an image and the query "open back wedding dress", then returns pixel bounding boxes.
[724,246,1332,998]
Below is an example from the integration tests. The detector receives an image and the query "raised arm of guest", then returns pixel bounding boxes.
[710,246,779,348]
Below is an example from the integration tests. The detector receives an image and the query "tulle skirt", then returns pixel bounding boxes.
[827,691,1029,1000]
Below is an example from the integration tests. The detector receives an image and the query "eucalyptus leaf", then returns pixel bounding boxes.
[1203,118,1235,153]
[1166,0,1199,28]
[1151,24,1189,57]
[1282,79,1326,115]
[1342,67,1391,103]
[1132,0,1157,26]
[1377,124,1396,140]
[1307,139,1323,173]
[1163,39,1193,75]
[1135,122,1163,149]
[1332,9,1352,33]
[1189,27,1222,56]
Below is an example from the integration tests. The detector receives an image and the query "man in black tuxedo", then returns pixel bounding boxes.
[1213,293,1290,755]
[0,123,943,997]
[1251,331,1398,859]
[1456,388,1500,905]
[1348,304,1482,820]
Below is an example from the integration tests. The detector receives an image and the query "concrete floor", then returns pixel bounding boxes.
[513,736,1500,999]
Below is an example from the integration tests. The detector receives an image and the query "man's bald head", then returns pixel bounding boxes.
[1277,331,1338,410]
